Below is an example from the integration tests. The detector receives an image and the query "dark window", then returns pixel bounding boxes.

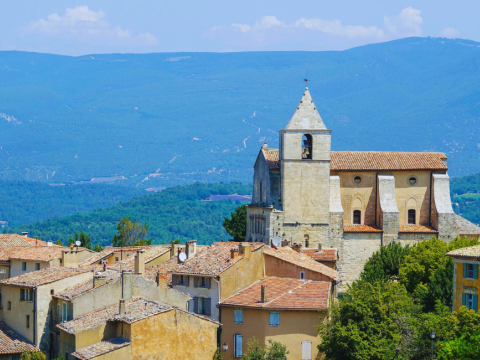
[466,264,475,279]
[408,209,416,225]
[353,210,361,225]
[302,134,312,160]
[408,176,417,186]
[354,176,361,184]
[26,315,30,328]
[22,262,26,271]
[304,234,309,248]
[8,301,11,310]
[35,263,40,271]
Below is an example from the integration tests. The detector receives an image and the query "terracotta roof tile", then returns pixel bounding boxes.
[54,270,121,301]
[344,225,383,233]
[0,234,35,247]
[447,245,480,259]
[455,215,480,235]
[261,149,447,171]
[264,247,339,281]
[0,266,91,288]
[301,248,337,262]
[399,225,438,233]
[0,322,39,355]
[72,337,130,360]
[9,246,67,262]
[171,242,264,276]
[220,277,330,310]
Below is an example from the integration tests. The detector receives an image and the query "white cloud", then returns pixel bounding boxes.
[232,24,252,33]
[384,7,423,37]
[440,27,460,38]
[294,18,385,39]
[23,6,158,46]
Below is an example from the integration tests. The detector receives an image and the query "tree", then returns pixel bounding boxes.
[317,281,421,360]
[437,329,480,360]
[112,217,152,247]
[20,351,46,360]
[93,243,104,252]
[223,204,246,242]
[68,231,92,249]
[265,339,289,360]
[242,337,266,360]
[360,241,410,283]
[213,347,223,360]
[55,239,63,246]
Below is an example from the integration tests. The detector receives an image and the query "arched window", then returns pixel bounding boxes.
[353,210,361,225]
[408,209,416,225]
[302,134,312,160]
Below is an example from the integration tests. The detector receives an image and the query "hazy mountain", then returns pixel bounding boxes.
[1,37,479,187]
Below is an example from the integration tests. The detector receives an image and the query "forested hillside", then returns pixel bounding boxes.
[0,180,144,227]
[4,182,251,246]
[451,173,480,226]
[1,37,480,188]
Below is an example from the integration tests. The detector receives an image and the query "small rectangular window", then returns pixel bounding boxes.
[467,264,475,279]
[200,277,207,288]
[353,210,361,225]
[234,308,243,324]
[20,289,25,301]
[300,271,305,280]
[115,257,119,262]
[12,356,19,360]
[269,311,280,327]
[179,275,185,285]
[35,263,40,271]
[8,301,11,310]
[26,315,30,328]
[234,334,243,358]
[62,302,68,322]
[22,262,27,271]
[408,209,416,225]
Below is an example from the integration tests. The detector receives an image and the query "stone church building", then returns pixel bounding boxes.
[247,87,480,285]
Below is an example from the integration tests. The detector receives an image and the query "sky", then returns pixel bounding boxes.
[0,1,479,56]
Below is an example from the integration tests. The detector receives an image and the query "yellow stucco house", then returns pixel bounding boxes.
[447,245,480,312]
[57,297,219,360]
[219,277,332,360]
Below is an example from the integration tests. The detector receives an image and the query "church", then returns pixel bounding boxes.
[246,87,480,285]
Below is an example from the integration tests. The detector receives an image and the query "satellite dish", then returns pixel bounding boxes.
[75,241,81,246]
[271,237,281,247]
[178,252,187,262]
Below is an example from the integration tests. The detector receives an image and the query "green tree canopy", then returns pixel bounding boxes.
[223,204,246,242]
[68,231,92,249]
[112,217,152,247]
[20,351,46,360]
[241,338,289,360]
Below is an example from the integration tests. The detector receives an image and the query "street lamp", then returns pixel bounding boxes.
[223,342,228,352]
[430,331,436,359]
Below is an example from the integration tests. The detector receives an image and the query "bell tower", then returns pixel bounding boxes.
[279,87,331,242]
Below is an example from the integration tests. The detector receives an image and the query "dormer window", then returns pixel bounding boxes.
[302,134,312,160]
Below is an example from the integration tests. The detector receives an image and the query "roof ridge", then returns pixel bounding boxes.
[261,279,312,308]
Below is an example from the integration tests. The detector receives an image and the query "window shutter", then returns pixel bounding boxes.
[172,274,177,286]
[474,294,478,313]
[207,277,211,289]
[276,312,280,325]
[302,341,312,360]
[239,309,243,324]
[205,298,212,316]
[235,335,243,357]
[193,297,199,314]
[474,265,479,279]
[464,263,467,278]
[188,299,194,312]
[462,293,467,306]
[185,275,189,287]
[194,276,198,288]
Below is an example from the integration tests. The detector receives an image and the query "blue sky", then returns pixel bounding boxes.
[1,1,479,55]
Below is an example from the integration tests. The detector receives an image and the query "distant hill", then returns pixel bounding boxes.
[0,180,144,227]
[4,182,252,245]
[451,173,480,226]
[1,37,480,187]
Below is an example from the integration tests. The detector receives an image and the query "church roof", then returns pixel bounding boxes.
[284,87,327,130]
[261,149,447,171]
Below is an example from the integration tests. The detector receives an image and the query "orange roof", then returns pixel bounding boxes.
[220,277,331,310]
[399,225,438,233]
[0,322,39,355]
[72,338,130,360]
[261,149,447,171]
[301,248,337,262]
[0,266,91,288]
[344,225,383,233]
[0,234,34,247]
[9,246,66,262]
[264,247,339,281]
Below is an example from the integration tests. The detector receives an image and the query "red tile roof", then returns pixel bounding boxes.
[399,225,438,233]
[447,245,480,259]
[220,277,331,310]
[261,149,447,171]
[0,234,35,247]
[0,322,39,355]
[264,247,339,281]
[344,225,383,233]
[9,246,66,262]
[72,337,130,360]
[171,242,264,276]
[301,248,337,262]
[0,266,91,288]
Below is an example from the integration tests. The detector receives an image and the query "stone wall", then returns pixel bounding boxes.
[431,173,456,242]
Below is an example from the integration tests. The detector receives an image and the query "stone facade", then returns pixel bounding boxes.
[246,87,480,287]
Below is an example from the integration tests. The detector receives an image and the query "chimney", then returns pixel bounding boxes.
[230,248,239,260]
[318,243,322,251]
[46,241,52,247]
[121,270,133,300]
[62,250,78,268]
[186,240,197,258]
[261,285,268,303]
[170,241,175,258]
[119,299,126,314]
[93,276,106,288]
[22,232,28,237]
[291,243,302,252]
[157,269,168,289]
[134,250,145,277]
[239,243,252,259]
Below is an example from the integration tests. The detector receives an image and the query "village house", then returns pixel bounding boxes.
[447,244,480,312]
[301,245,338,270]
[219,277,331,360]
[0,267,93,355]
[57,297,219,360]
[0,322,40,360]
